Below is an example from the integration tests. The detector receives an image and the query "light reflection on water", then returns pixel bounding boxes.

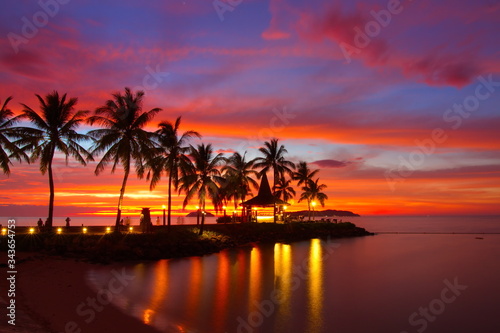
[87,234,500,333]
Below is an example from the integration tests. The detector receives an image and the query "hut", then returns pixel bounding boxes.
[241,173,289,223]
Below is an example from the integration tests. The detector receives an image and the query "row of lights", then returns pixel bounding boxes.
[0,226,136,235]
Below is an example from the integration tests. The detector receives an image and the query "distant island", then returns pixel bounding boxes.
[186,211,215,217]
[288,209,360,217]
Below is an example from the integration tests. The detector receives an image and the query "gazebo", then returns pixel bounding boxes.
[241,173,289,223]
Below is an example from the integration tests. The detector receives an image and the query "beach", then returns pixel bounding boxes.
[1,253,160,333]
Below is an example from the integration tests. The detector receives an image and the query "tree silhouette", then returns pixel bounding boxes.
[293,161,319,188]
[0,96,29,175]
[299,178,328,221]
[18,91,92,230]
[148,116,200,227]
[179,143,224,235]
[87,88,161,230]
[274,176,296,203]
[221,152,259,212]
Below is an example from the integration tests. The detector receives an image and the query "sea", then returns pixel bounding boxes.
[80,215,500,333]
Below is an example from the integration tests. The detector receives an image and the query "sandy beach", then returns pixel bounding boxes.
[1,253,160,333]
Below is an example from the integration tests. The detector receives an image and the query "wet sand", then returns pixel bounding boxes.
[0,253,160,333]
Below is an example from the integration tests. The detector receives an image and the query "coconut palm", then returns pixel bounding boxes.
[179,143,225,235]
[0,96,30,175]
[293,161,319,188]
[253,138,295,191]
[221,152,259,211]
[273,176,296,203]
[148,116,201,227]
[299,178,328,220]
[18,91,92,230]
[87,87,161,230]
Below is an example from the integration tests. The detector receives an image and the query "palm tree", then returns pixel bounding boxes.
[293,161,319,188]
[299,178,328,221]
[179,143,225,235]
[18,91,92,230]
[0,96,29,175]
[148,116,201,227]
[254,138,295,190]
[254,138,295,222]
[273,176,296,203]
[221,152,259,212]
[87,87,161,230]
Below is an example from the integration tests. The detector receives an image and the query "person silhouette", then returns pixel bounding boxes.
[65,217,71,228]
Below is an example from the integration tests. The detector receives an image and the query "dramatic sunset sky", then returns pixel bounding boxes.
[1,0,499,219]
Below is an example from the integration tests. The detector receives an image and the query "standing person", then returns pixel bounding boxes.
[37,218,43,231]
[65,217,71,228]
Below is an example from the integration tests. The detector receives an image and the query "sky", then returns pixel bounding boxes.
[0,0,499,219]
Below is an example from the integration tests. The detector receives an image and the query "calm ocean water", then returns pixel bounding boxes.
[83,215,500,333]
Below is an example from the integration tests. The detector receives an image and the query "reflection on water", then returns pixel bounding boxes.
[308,239,323,333]
[87,235,500,333]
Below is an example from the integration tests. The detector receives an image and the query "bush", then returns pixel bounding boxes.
[216,216,232,224]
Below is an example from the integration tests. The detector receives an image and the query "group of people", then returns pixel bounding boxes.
[36,217,72,230]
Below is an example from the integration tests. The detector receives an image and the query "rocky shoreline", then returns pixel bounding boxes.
[5,222,373,263]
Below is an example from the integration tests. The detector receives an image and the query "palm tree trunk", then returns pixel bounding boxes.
[308,200,311,221]
[167,172,172,227]
[46,149,55,231]
[199,201,205,235]
[115,168,130,231]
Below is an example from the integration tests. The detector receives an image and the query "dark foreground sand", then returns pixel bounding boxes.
[0,253,160,333]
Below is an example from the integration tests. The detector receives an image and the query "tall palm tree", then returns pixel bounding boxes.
[274,176,296,203]
[299,178,328,221]
[0,96,29,175]
[18,91,92,230]
[87,87,161,230]
[148,116,201,227]
[254,138,296,191]
[293,161,319,188]
[179,143,225,235]
[221,152,259,211]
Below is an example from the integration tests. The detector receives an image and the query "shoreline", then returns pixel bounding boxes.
[1,222,372,332]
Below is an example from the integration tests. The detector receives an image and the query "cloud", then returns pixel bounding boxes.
[312,159,351,168]
[404,53,481,87]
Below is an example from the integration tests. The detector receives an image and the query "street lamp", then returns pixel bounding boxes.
[162,205,166,226]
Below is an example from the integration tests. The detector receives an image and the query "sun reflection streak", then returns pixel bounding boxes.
[308,239,323,333]
[142,260,169,325]
[186,257,203,314]
[274,243,292,328]
[213,251,230,332]
[249,246,262,313]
